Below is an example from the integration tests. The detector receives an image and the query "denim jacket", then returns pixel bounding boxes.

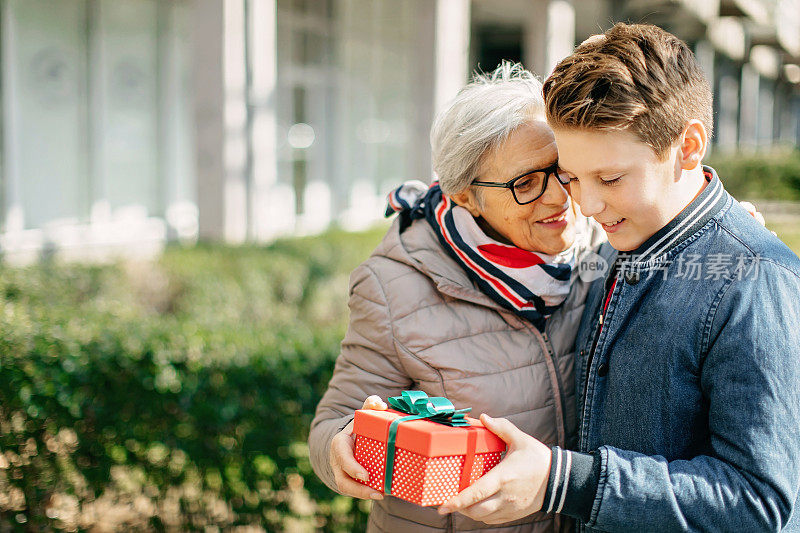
[544,167,800,532]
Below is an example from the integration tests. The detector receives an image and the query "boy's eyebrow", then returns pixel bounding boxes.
[557,162,627,177]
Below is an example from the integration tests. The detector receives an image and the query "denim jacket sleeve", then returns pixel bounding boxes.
[583,260,800,532]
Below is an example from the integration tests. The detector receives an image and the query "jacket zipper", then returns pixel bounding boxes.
[519,323,568,448]
[540,330,569,448]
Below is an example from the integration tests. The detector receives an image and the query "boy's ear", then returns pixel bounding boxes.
[451,188,482,217]
[678,120,707,170]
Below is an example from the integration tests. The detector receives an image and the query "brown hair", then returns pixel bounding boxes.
[543,23,713,159]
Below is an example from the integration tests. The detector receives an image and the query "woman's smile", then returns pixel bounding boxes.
[537,206,570,227]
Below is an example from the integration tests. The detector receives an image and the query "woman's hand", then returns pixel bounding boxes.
[438,414,551,524]
[361,395,388,411]
[329,396,388,500]
[739,201,766,226]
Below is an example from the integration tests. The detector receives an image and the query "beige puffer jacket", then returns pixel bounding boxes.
[309,215,605,532]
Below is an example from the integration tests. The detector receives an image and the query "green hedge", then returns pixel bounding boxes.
[0,226,387,531]
[707,148,800,201]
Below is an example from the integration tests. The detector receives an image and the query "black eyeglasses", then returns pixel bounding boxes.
[471,162,570,205]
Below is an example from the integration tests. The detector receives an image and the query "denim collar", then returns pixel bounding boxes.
[622,165,726,265]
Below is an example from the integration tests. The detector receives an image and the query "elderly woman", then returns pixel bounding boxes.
[308,63,605,532]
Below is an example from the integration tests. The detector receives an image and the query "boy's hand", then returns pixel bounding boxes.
[328,396,388,500]
[438,414,551,524]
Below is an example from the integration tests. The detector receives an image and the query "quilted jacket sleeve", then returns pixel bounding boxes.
[308,261,414,492]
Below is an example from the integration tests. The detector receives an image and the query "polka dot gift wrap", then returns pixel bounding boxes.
[353,409,506,507]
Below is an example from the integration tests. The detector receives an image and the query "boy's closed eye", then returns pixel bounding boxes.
[601,175,623,185]
[560,171,622,186]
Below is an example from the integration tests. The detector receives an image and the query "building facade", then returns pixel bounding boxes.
[1,0,195,262]
[1,0,798,260]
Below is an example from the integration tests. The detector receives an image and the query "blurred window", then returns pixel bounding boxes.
[2,0,192,231]
[4,0,88,229]
[275,0,423,223]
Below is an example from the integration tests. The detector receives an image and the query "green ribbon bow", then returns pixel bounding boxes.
[383,391,471,495]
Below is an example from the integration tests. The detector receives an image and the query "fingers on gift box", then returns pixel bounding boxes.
[352,391,506,506]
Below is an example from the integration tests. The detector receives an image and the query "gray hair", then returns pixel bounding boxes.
[430,61,545,196]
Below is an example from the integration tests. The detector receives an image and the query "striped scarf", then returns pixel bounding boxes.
[386,181,576,331]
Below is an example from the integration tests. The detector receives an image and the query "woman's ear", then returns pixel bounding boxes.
[451,189,483,217]
[679,120,707,170]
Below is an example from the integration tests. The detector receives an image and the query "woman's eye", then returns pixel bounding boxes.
[514,177,536,191]
[601,176,622,185]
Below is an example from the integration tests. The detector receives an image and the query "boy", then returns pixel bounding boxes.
[439,23,800,531]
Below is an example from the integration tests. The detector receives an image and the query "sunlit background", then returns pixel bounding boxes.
[1,0,798,261]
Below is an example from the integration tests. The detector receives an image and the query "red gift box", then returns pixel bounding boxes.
[353,408,506,506]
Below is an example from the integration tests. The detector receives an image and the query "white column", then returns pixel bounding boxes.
[716,73,740,150]
[1,0,22,233]
[524,0,575,78]
[192,0,225,240]
[409,1,437,180]
[434,0,471,115]
[223,0,248,242]
[739,63,759,148]
[192,0,248,242]
[248,0,279,242]
[750,45,780,146]
[756,82,774,146]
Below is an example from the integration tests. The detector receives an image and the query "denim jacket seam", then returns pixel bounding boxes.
[701,274,736,355]
[714,215,763,259]
[758,258,800,282]
[586,446,609,528]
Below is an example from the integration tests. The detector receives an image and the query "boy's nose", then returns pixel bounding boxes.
[573,183,604,218]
